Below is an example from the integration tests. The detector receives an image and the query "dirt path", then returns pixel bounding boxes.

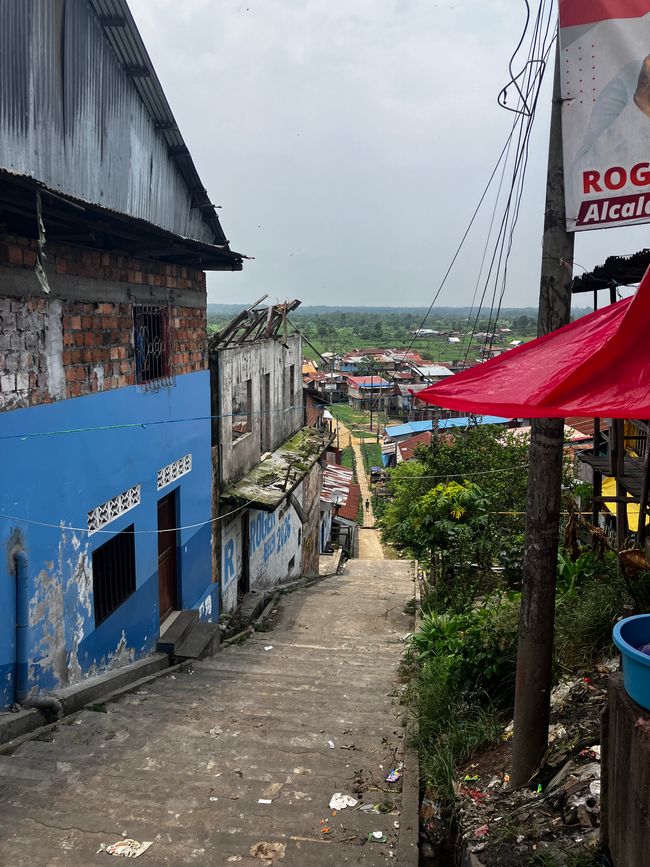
[336,420,385,560]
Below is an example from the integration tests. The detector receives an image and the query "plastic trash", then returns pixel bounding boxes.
[368,831,387,843]
[258,798,273,804]
[209,726,223,738]
[360,803,382,813]
[327,740,335,749]
[329,792,358,810]
[97,840,153,858]
[264,646,273,651]
[386,768,402,783]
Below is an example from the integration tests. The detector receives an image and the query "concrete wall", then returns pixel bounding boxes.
[248,502,302,591]
[220,513,243,615]
[301,463,322,578]
[217,335,303,486]
[0,370,215,709]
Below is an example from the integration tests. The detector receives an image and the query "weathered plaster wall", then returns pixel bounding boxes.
[216,335,303,486]
[0,370,215,709]
[301,462,322,578]
[221,514,243,615]
[248,502,302,591]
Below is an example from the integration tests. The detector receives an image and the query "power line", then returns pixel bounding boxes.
[0,464,534,535]
[0,398,352,442]
[0,498,257,537]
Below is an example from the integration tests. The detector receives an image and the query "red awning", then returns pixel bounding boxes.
[417,268,650,419]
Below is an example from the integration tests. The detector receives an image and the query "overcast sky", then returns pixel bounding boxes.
[130,1,650,308]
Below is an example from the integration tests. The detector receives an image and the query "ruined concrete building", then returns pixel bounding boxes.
[0,0,242,709]
[209,303,334,614]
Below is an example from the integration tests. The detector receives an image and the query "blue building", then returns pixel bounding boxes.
[0,1,242,709]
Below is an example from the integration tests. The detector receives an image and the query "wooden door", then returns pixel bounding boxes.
[157,492,178,621]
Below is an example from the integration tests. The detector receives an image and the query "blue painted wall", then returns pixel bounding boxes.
[0,370,215,709]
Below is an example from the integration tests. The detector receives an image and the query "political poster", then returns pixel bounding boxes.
[559,1,650,231]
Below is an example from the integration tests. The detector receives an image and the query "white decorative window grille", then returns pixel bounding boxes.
[88,485,141,535]
[157,454,192,490]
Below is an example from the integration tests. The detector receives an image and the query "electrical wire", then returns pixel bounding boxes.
[0,397,354,442]
[0,498,258,537]
[0,464,533,535]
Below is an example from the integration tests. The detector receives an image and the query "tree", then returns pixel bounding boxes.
[379,425,531,595]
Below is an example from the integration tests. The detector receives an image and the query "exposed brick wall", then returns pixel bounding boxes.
[0,296,56,410]
[0,234,208,412]
[0,233,206,293]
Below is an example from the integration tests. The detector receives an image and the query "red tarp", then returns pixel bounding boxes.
[417,268,650,419]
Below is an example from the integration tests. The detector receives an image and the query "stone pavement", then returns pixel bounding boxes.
[0,558,415,866]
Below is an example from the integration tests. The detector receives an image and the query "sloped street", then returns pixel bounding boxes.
[0,558,415,866]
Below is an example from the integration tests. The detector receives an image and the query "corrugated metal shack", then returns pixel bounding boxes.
[0,0,240,268]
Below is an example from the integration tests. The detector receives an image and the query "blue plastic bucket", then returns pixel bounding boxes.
[612,614,650,711]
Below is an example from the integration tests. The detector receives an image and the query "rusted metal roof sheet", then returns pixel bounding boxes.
[0,0,233,251]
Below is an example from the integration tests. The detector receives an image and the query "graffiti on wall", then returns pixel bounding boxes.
[249,510,293,564]
[248,505,301,589]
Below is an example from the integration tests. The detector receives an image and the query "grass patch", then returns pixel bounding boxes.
[361,442,382,475]
[330,404,368,429]
[407,655,504,802]
[340,446,356,477]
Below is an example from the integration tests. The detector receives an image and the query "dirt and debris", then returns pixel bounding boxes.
[249,841,286,862]
[422,664,616,866]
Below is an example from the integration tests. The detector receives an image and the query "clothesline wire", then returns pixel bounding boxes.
[0,463,539,536]
[0,498,258,537]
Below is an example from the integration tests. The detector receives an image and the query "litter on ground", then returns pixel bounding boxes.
[329,792,358,810]
[97,839,153,858]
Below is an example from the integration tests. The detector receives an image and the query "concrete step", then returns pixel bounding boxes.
[173,621,220,661]
[0,754,57,783]
[156,610,199,655]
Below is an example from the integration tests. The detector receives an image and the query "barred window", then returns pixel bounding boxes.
[134,304,173,387]
[92,526,136,625]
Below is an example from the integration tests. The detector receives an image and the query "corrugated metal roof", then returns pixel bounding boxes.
[0,0,238,260]
[384,416,511,439]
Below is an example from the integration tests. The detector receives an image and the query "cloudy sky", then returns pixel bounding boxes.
[130,0,650,308]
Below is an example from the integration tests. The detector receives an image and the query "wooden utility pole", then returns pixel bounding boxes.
[510,44,575,787]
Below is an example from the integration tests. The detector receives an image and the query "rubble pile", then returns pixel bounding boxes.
[421,662,617,866]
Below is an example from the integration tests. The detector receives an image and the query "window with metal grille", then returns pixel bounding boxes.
[92,526,137,625]
[133,304,173,387]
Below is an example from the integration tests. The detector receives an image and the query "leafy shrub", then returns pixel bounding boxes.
[410,592,520,706]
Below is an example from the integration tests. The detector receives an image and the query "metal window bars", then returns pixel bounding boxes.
[133,303,174,389]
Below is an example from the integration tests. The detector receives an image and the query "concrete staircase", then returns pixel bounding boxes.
[157,610,220,661]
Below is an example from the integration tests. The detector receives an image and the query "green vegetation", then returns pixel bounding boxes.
[340,446,355,475]
[379,426,530,599]
[329,403,368,430]
[383,424,645,827]
[360,442,382,475]
[207,304,592,365]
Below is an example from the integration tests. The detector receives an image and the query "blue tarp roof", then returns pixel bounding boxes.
[384,416,510,439]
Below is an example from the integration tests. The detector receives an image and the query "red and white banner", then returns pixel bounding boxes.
[559,1,650,231]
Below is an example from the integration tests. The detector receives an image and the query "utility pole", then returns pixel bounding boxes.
[510,44,575,787]
[369,366,374,433]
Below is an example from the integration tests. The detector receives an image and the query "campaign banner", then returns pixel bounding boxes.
[559,1,650,231]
